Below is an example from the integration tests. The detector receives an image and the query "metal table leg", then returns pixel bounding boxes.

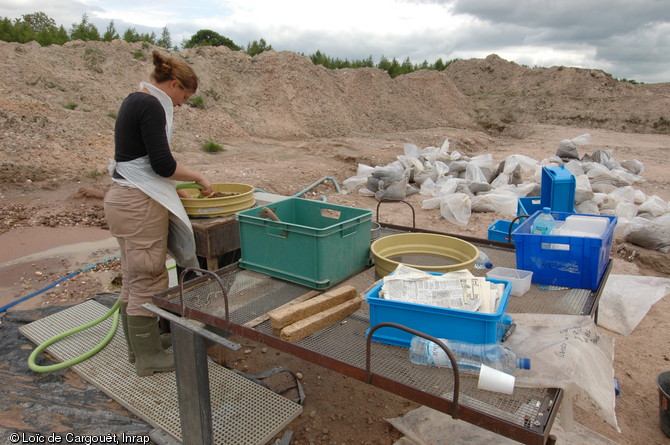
[143,303,241,445]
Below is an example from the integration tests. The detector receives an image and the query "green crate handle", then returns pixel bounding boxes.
[266,225,288,238]
[341,225,358,238]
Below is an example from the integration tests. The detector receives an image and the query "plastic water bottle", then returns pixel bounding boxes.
[409,336,531,374]
[474,251,493,269]
[531,207,556,235]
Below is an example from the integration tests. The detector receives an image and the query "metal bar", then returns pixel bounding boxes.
[145,303,241,351]
[365,322,461,419]
[587,259,612,320]
[172,321,213,445]
[230,321,556,445]
[143,303,242,445]
[376,200,416,228]
[178,267,231,329]
[379,221,515,249]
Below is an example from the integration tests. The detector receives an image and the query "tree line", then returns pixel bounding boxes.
[1,11,458,78]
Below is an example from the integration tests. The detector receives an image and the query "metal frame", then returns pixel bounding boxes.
[151,220,611,445]
[145,268,242,445]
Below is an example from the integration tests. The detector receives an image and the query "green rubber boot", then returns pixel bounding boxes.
[119,302,135,364]
[120,302,172,364]
[127,315,174,377]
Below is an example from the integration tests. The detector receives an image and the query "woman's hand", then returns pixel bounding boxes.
[177,189,191,199]
[170,163,214,197]
[196,177,213,196]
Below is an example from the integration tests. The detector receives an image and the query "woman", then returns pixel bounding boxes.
[104,50,212,377]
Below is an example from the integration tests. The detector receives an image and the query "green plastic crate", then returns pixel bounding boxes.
[237,198,373,289]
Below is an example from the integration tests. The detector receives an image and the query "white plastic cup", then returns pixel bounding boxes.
[477,364,515,394]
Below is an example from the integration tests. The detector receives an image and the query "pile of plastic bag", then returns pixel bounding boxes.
[341,134,670,253]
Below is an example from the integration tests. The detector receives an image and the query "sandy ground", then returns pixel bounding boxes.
[0,123,669,444]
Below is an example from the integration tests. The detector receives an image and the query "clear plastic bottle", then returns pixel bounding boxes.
[531,207,556,235]
[409,336,531,374]
[474,251,493,269]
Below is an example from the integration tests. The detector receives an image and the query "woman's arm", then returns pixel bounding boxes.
[170,163,213,197]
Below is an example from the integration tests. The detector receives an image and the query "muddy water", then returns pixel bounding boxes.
[0,227,118,312]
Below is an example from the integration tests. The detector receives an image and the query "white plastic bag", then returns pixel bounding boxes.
[614,202,638,220]
[574,174,595,204]
[507,314,619,433]
[471,193,517,216]
[597,274,670,336]
[571,133,591,145]
[375,175,410,201]
[342,163,374,195]
[638,194,669,217]
[465,162,489,183]
[625,215,670,252]
[439,193,471,226]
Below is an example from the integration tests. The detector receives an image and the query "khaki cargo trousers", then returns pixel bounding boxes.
[104,183,169,317]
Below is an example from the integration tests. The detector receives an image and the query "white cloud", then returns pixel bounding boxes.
[0,0,667,83]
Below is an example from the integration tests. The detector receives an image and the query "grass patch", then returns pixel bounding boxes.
[187,96,205,109]
[83,47,104,73]
[86,169,104,179]
[202,141,224,153]
[205,88,220,101]
[653,117,670,134]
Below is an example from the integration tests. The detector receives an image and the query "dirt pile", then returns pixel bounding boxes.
[445,54,670,135]
[1,41,668,186]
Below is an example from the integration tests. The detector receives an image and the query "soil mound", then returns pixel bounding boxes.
[444,54,670,135]
[1,41,668,185]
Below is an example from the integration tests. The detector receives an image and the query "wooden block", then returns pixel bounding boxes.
[280,297,362,342]
[243,290,320,328]
[268,285,357,330]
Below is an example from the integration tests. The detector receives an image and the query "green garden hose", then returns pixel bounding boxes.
[27,300,121,373]
[26,257,177,373]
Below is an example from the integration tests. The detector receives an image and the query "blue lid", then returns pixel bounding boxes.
[518,357,531,370]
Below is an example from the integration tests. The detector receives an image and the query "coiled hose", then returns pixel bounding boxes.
[28,300,120,372]
[16,255,122,373]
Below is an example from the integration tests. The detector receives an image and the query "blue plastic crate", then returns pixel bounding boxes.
[541,166,575,213]
[517,196,542,217]
[365,275,512,347]
[512,211,617,290]
[517,166,576,216]
[487,219,521,244]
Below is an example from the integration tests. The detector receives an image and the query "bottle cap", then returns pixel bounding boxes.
[518,357,531,370]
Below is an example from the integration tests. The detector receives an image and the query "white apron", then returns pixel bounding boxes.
[108,83,200,270]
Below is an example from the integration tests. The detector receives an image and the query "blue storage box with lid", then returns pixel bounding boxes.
[517,166,576,216]
[237,197,372,289]
[365,275,513,347]
[512,210,617,290]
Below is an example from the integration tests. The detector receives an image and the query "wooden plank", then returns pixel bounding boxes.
[268,285,358,330]
[242,290,321,328]
[279,297,363,342]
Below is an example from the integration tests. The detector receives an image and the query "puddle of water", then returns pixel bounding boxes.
[0,227,116,264]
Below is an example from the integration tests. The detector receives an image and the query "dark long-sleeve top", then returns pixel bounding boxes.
[114,92,177,177]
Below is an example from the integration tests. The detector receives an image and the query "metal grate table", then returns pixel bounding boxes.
[152,223,610,445]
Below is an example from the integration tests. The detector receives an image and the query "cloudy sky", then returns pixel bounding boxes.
[2,0,669,83]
